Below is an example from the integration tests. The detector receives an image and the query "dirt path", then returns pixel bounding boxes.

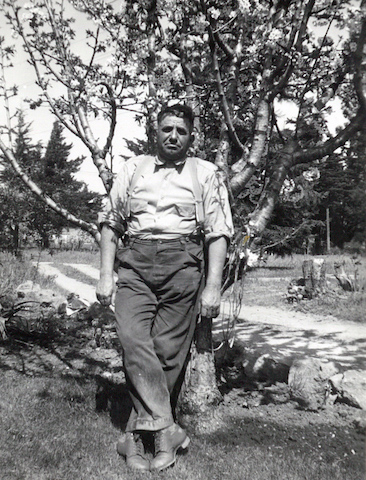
[36,262,366,370]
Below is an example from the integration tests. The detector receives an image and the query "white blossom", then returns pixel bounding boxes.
[238,0,250,14]
[22,11,33,22]
[208,7,220,20]
[268,28,282,46]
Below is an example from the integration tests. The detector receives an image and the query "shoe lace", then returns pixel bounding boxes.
[155,430,164,453]
[132,433,144,456]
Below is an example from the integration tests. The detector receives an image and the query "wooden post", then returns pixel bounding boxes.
[302,259,314,298]
[302,258,326,297]
[326,208,331,253]
[312,258,326,293]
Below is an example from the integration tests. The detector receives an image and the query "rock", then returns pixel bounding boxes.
[251,353,290,384]
[215,342,247,387]
[288,357,339,410]
[330,370,366,410]
[16,281,40,297]
[216,342,292,387]
[15,283,67,315]
[67,293,90,311]
[37,289,68,314]
[353,412,366,433]
[85,302,116,325]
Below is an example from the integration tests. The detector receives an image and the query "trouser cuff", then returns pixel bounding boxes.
[126,415,174,432]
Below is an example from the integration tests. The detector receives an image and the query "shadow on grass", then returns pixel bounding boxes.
[95,378,132,430]
[257,265,295,271]
[0,328,133,433]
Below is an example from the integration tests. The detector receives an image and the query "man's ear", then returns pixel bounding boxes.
[189,133,195,145]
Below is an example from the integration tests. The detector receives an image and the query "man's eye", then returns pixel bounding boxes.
[177,129,188,135]
[162,127,173,133]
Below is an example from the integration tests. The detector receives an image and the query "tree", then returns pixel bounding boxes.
[0,116,102,249]
[314,128,366,250]
[0,112,43,253]
[30,121,102,247]
[1,1,365,244]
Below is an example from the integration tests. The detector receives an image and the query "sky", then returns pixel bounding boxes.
[0,0,348,194]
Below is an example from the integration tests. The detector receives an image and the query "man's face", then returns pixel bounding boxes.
[156,114,194,163]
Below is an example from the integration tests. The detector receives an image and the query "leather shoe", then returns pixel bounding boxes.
[151,423,190,471]
[117,432,150,471]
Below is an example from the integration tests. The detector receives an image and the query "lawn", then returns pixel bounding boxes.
[0,362,364,480]
[0,249,365,479]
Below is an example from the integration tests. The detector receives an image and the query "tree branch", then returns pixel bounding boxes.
[0,137,99,241]
[248,140,297,235]
[294,108,366,164]
[353,3,366,110]
[230,98,270,194]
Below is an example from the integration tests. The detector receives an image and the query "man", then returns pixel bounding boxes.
[96,103,233,472]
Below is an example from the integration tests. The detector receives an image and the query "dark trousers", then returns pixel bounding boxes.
[114,237,204,432]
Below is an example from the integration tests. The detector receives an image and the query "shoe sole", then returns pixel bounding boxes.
[152,436,190,472]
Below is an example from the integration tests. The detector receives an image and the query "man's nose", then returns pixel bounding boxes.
[170,128,178,141]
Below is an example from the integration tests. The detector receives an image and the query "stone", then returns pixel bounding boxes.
[353,412,366,433]
[330,370,366,410]
[251,353,290,384]
[288,357,339,410]
[16,281,40,297]
[85,302,116,325]
[67,293,90,311]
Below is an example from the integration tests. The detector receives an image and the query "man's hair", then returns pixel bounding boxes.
[157,104,195,132]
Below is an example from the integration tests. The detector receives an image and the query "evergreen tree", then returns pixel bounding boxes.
[29,121,102,247]
[315,129,366,250]
[0,117,102,250]
[0,112,43,253]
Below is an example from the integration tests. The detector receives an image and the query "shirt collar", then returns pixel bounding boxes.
[154,155,187,168]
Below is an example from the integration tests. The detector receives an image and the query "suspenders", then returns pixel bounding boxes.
[125,156,204,229]
[185,157,204,227]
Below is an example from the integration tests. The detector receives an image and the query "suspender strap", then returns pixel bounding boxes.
[185,157,204,227]
[125,156,155,218]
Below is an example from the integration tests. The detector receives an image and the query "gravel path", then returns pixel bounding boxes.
[36,262,366,370]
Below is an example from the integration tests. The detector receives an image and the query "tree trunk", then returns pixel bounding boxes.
[334,262,355,292]
[176,316,223,431]
[302,258,326,298]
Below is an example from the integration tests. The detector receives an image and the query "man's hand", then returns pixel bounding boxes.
[200,283,221,318]
[96,274,114,307]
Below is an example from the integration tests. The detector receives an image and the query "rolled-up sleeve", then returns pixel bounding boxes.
[202,168,234,243]
[98,164,129,235]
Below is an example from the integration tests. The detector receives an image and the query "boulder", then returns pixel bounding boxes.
[16,280,39,296]
[353,412,366,433]
[288,357,339,410]
[250,353,290,384]
[330,370,366,410]
[16,282,67,314]
[215,342,291,387]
